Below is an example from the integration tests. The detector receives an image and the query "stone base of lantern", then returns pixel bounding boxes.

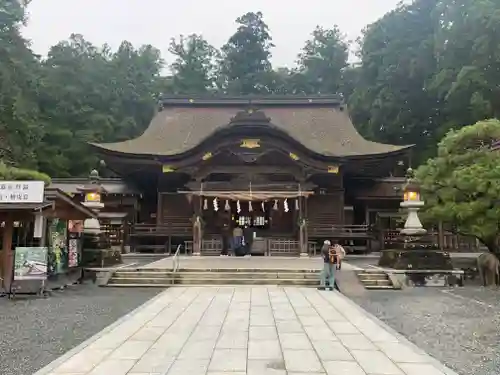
[378,232,457,286]
[81,232,122,268]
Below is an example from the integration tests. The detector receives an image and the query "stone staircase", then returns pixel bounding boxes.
[105,268,321,287]
[357,269,395,289]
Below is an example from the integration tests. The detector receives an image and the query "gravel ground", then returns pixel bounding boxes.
[0,283,160,375]
[346,286,500,375]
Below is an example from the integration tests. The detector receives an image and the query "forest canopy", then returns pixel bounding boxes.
[1,0,499,177]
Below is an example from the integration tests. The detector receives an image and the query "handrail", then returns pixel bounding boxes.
[170,244,182,286]
[172,244,182,274]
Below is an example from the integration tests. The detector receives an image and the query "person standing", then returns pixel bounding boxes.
[318,240,336,291]
[232,225,244,256]
[334,241,346,270]
[220,222,230,256]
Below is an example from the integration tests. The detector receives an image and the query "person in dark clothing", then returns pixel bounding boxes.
[221,223,230,256]
[242,225,253,255]
[318,240,336,291]
[233,226,244,256]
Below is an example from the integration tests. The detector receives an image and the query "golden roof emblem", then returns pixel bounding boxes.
[240,139,260,149]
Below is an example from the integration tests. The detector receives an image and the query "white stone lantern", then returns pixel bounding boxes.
[78,169,105,234]
[400,168,427,236]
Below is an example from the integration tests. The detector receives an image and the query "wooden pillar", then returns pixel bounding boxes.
[1,216,14,292]
[299,196,309,257]
[156,192,163,225]
[192,195,202,256]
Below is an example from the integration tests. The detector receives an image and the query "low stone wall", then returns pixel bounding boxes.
[378,249,454,270]
[82,248,122,268]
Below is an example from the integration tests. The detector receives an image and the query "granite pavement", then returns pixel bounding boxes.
[35,286,458,375]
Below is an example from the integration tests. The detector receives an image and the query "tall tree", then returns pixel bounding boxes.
[108,41,164,140]
[349,0,442,163]
[416,119,500,255]
[168,34,219,94]
[37,35,163,177]
[0,0,44,169]
[218,11,274,94]
[429,0,500,122]
[295,26,350,95]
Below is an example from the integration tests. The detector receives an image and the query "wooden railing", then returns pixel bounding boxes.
[309,224,372,238]
[183,237,315,256]
[131,222,191,236]
[268,239,300,256]
[185,238,222,256]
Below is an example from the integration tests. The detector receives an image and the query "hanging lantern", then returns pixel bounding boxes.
[236,200,241,213]
[213,197,219,211]
[273,200,278,210]
[249,201,253,212]
[295,199,299,210]
[203,198,208,210]
[225,200,230,211]
[284,199,289,212]
[261,201,265,211]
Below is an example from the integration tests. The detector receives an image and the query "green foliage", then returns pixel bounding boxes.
[349,0,441,157]
[2,2,500,180]
[0,0,44,168]
[0,161,50,183]
[350,0,500,164]
[36,34,164,177]
[218,12,275,94]
[169,34,219,94]
[295,26,350,95]
[416,119,500,251]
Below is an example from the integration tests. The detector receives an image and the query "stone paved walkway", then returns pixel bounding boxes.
[35,287,458,375]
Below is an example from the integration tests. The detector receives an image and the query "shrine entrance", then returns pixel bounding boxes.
[186,181,313,256]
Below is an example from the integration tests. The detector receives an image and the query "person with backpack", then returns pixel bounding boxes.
[318,240,336,291]
[333,241,346,270]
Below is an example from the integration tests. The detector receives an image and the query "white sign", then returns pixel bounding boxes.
[0,181,45,203]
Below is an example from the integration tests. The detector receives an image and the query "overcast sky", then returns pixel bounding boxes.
[23,0,400,68]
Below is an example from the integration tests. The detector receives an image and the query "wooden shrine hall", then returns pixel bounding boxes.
[89,96,412,256]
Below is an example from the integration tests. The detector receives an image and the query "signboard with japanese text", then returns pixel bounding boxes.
[0,181,44,203]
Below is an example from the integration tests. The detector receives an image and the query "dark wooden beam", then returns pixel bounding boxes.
[190,165,309,181]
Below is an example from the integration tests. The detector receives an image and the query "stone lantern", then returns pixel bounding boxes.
[378,168,456,285]
[78,169,105,234]
[400,168,426,236]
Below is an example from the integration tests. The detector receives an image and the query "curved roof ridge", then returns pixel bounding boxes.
[91,102,412,158]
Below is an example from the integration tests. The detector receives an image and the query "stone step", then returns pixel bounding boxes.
[117,268,321,273]
[173,278,319,286]
[108,277,172,285]
[357,273,387,280]
[106,283,172,288]
[113,271,320,280]
[364,285,396,290]
[356,271,395,290]
[361,279,392,286]
[107,278,319,287]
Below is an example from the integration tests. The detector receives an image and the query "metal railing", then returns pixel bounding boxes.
[171,245,182,285]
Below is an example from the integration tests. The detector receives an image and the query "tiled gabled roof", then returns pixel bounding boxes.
[90,96,412,158]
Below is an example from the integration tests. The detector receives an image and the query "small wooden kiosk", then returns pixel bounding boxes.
[0,183,96,294]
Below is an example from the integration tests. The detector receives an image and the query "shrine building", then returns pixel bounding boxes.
[63,96,413,255]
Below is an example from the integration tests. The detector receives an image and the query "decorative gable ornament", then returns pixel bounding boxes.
[240,139,261,149]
